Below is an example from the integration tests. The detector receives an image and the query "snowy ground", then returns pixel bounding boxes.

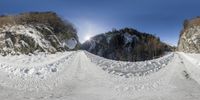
[0,51,200,100]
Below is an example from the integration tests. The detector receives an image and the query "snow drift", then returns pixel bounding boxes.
[0,50,199,100]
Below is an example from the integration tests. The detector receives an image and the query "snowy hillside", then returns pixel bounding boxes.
[82,28,173,62]
[0,12,79,55]
[0,24,78,55]
[178,17,200,53]
[0,50,200,100]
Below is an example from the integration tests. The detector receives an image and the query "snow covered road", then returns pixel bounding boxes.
[0,51,199,100]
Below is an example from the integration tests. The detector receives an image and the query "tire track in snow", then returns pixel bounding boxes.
[178,52,200,84]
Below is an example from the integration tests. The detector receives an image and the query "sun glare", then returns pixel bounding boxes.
[84,35,91,41]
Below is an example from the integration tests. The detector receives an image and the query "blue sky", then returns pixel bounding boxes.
[0,0,200,45]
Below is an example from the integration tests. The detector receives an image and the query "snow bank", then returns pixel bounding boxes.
[0,51,75,79]
[85,51,174,78]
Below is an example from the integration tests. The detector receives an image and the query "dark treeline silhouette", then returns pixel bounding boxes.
[82,28,174,61]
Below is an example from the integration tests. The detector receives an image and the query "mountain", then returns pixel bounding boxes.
[82,28,173,61]
[178,17,200,53]
[0,12,80,55]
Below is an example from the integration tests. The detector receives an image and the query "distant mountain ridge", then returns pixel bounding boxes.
[178,17,200,53]
[0,12,80,55]
[82,28,173,61]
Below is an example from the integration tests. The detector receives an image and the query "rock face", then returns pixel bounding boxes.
[178,17,200,53]
[82,28,172,61]
[0,12,80,55]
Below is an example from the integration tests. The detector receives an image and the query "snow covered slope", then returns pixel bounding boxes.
[178,17,200,53]
[82,28,173,62]
[0,51,199,100]
[0,24,78,55]
[0,12,79,55]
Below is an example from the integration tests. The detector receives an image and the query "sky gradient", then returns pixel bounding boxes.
[0,0,200,46]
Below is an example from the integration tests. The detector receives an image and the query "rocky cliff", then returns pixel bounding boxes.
[0,12,80,55]
[82,28,173,61]
[178,17,200,53]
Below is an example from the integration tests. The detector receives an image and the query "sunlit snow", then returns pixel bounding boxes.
[0,51,199,100]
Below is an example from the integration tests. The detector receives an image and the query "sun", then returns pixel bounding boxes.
[84,35,91,41]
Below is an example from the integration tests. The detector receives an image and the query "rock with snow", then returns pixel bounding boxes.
[62,38,78,49]
[178,17,200,53]
[0,12,79,55]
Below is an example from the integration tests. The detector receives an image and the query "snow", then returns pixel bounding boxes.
[85,51,174,77]
[0,25,57,52]
[5,38,14,48]
[0,51,74,79]
[62,37,77,49]
[20,40,29,47]
[123,32,138,45]
[178,52,200,84]
[0,51,199,100]
[183,26,200,45]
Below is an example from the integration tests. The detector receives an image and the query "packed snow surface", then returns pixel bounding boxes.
[0,51,200,100]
